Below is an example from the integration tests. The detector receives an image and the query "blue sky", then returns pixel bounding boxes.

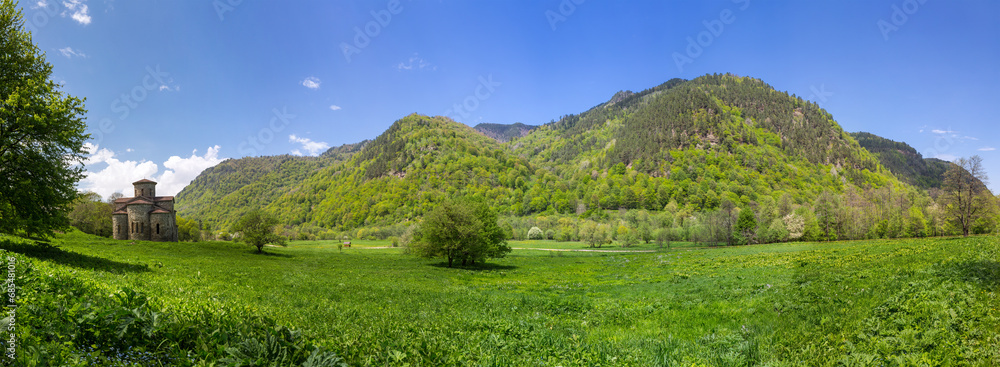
[19,0,1000,196]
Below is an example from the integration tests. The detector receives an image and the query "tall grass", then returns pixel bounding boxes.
[2,230,998,365]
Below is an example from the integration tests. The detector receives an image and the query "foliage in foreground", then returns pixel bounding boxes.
[0,235,346,367]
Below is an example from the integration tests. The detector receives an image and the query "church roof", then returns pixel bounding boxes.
[112,209,127,215]
[153,196,174,202]
[126,198,154,205]
[151,208,172,214]
[133,179,157,185]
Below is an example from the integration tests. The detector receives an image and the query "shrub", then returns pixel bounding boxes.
[544,229,555,240]
[527,227,544,240]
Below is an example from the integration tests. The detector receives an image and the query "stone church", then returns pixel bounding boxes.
[112,179,178,241]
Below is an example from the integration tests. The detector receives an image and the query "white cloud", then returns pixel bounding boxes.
[931,129,955,135]
[58,47,86,58]
[979,147,996,152]
[62,0,91,25]
[158,85,180,92]
[396,53,434,71]
[32,1,48,9]
[80,143,159,198]
[80,144,226,198]
[156,146,225,196]
[302,77,321,90]
[329,105,341,111]
[289,135,330,156]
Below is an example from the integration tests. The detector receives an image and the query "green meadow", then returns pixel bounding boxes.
[3,230,999,366]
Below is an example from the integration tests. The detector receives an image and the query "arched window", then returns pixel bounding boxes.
[156,223,160,235]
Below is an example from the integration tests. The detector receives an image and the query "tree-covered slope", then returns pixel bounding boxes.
[262,114,532,229]
[178,74,916,233]
[175,141,367,227]
[505,74,900,213]
[850,131,953,189]
[473,122,538,142]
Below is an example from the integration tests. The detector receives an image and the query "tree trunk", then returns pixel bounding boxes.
[257,245,263,253]
[448,257,453,267]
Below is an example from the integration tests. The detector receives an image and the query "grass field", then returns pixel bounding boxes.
[287,239,709,251]
[2,230,999,366]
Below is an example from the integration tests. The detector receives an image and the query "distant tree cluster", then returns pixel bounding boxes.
[68,192,113,237]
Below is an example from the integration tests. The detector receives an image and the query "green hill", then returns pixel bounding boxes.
[506,74,897,212]
[260,114,533,229]
[177,74,920,238]
[175,140,368,228]
[849,131,953,189]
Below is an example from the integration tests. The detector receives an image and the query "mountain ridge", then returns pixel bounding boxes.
[176,74,941,235]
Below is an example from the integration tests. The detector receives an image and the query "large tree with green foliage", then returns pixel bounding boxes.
[941,155,992,237]
[0,0,89,237]
[412,199,509,267]
[232,209,286,253]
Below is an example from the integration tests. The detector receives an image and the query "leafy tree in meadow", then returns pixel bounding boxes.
[527,226,544,240]
[620,228,639,248]
[940,156,992,237]
[783,213,805,241]
[733,208,757,246]
[0,1,89,237]
[231,209,286,253]
[412,199,509,267]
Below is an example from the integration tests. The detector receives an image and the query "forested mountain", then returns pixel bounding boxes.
[849,132,953,189]
[473,122,538,142]
[178,74,968,242]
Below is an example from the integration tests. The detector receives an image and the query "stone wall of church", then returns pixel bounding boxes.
[134,183,156,197]
[150,213,176,242]
[156,200,174,211]
[127,203,152,241]
[112,214,128,240]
